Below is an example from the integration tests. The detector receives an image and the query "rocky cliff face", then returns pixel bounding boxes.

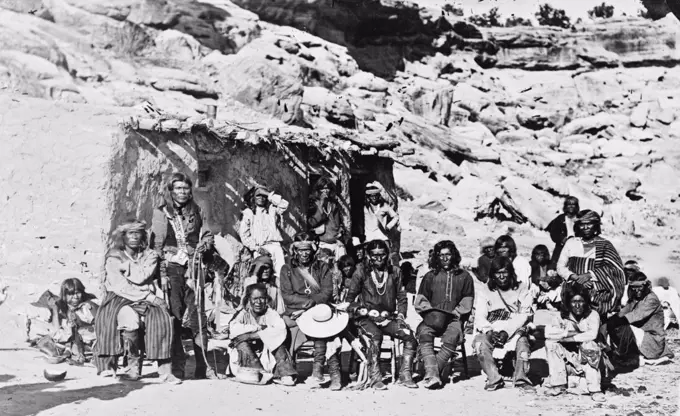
[1,0,679,246]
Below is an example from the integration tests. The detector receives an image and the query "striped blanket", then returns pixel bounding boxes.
[565,237,625,315]
[93,292,173,366]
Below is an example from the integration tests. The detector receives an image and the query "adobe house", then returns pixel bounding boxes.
[1,96,407,304]
[115,114,406,261]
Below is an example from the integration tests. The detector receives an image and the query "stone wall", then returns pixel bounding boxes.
[0,95,131,302]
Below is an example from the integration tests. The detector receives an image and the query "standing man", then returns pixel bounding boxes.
[364,182,400,266]
[415,240,474,389]
[239,185,289,281]
[546,196,580,269]
[308,176,347,259]
[150,172,220,380]
[346,239,418,390]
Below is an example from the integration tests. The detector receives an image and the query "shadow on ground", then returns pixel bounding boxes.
[0,380,145,416]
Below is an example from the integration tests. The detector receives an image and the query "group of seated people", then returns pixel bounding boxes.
[23,174,676,401]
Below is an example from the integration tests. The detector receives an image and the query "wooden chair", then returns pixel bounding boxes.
[379,335,400,381]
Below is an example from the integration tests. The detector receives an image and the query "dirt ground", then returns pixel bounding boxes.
[1,216,679,416]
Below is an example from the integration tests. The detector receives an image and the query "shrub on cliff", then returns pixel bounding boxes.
[443,3,464,16]
[588,3,614,19]
[469,7,503,27]
[535,4,571,28]
[505,15,533,27]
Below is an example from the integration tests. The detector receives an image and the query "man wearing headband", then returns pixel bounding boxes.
[95,220,179,383]
[545,196,580,268]
[555,210,625,317]
[607,272,674,368]
[363,182,400,265]
[239,184,289,281]
[279,232,342,390]
[150,172,220,380]
[308,176,348,260]
[345,239,418,390]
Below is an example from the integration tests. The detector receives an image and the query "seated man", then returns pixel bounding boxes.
[228,284,297,386]
[473,257,534,391]
[607,272,674,368]
[415,240,474,389]
[346,239,418,390]
[544,283,605,402]
[95,220,179,384]
[280,232,342,390]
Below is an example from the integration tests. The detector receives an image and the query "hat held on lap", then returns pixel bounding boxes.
[296,304,349,338]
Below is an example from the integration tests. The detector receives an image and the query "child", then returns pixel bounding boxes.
[27,278,98,365]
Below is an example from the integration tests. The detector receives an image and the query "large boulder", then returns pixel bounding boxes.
[561,112,614,136]
[494,176,561,229]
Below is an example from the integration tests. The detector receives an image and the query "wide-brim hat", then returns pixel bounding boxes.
[420,309,454,332]
[233,367,273,385]
[296,304,349,338]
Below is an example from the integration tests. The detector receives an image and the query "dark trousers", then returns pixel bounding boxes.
[417,320,462,368]
[235,340,298,378]
[606,316,640,364]
[355,318,417,353]
[167,263,209,373]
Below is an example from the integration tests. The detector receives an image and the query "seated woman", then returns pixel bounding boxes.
[228,284,298,386]
[544,283,605,402]
[243,255,285,315]
[27,278,98,365]
[473,257,534,391]
[556,210,625,317]
[607,272,674,368]
[94,219,179,384]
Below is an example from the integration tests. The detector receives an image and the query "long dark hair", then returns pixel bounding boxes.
[494,235,517,259]
[430,240,462,273]
[56,278,87,313]
[487,256,519,292]
[337,255,355,274]
[531,244,551,264]
[162,172,199,216]
[311,176,337,201]
[561,283,593,319]
[365,239,389,254]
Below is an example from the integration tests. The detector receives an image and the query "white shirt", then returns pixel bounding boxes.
[556,237,597,281]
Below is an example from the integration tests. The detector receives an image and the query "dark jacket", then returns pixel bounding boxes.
[279,260,333,316]
[346,263,407,316]
[307,199,344,244]
[415,269,474,319]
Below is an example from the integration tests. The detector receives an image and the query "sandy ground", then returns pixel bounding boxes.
[1,208,679,416]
